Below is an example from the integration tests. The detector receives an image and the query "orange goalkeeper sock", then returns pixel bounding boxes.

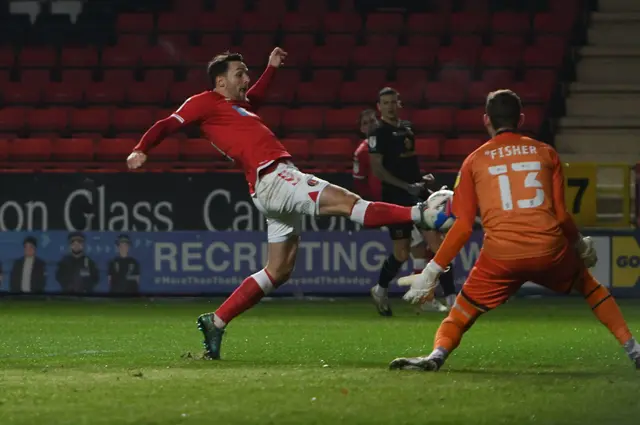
[583,277,633,346]
[433,294,481,355]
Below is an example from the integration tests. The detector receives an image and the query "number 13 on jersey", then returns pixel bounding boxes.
[489,161,545,211]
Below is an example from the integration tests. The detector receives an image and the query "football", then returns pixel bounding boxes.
[422,189,455,232]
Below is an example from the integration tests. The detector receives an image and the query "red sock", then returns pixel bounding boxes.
[351,200,413,228]
[215,269,275,325]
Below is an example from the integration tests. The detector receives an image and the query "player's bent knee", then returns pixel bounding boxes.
[393,242,411,263]
[317,184,360,216]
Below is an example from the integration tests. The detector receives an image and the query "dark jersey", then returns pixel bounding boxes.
[367,120,421,204]
[108,257,140,294]
[55,254,99,293]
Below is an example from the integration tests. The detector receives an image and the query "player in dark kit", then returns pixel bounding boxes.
[367,87,453,316]
[108,234,140,294]
[128,48,442,360]
[55,232,100,293]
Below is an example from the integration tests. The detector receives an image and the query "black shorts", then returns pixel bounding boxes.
[387,224,413,240]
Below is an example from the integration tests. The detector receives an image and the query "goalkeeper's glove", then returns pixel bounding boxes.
[575,235,598,268]
[402,261,443,305]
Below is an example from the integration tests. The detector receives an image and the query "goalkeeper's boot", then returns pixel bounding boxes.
[389,355,444,372]
[371,285,393,317]
[196,313,225,360]
[623,338,640,369]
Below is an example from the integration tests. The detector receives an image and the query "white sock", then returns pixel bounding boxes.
[429,347,448,360]
[410,205,421,223]
[624,338,640,360]
[349,199,370,225]
[213,314,227,329]
[373,284,388,296]
[445,294,456,307]
[412,257,426,272]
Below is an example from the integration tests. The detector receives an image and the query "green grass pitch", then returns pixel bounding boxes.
[1,297,639,425]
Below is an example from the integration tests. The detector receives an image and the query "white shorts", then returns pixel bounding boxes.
[252,161,330,243]
[410,226,425,248]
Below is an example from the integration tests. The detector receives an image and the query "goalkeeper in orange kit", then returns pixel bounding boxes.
[390,90,640,371]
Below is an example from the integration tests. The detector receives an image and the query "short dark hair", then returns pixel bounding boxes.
[23,236,37,248]
[359,108,376,124]
[377,87,398,101]
[207,51,244,87]
[485,89,522,129]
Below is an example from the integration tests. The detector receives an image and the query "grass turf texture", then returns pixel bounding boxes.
[1,298,639,425]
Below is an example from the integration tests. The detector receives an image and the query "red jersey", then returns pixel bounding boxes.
[136,66,291,193]
[353,139,382,200]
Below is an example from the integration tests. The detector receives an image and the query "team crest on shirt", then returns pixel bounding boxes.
[307,177,319,186]
[368,136,377,149]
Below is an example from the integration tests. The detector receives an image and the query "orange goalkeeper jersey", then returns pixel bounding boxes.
[433,131,580,266]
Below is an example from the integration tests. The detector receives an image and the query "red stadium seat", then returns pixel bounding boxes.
[407,14,446,34]
[454,108,485,132]
[467,81,499,105]
[52,138,94,161]
[281,138,311,160]
[0,107,28,132]
[338,81,376,105]
[116,13,154,34]
[254,0,287,19]
[298,0,327,17]
[522,107,544,133]
[102,70,135,86]
[296,82,339,104]
[352,45,394,68]
[196,13,239,33]
[28,108,69,132]
[127,82,168,104]
[482,69,515,86]
[43,83,83,105]
[140,45,182,67]
[441,138,483,159]
[365,13,404,33]
[2,83,41,105]
[407,35,440,49]
[388,80,425,107]
[200,34,233,52]
[101,46,141,68]
[425,82,465,105]
[20,70,50,87]
[479,46,521,69]
[437,45,479,68]
[95,138,137,161]
[323,12,362,34]
[169,82,205,104]
[185,68,208,85]
[523,45,564,68]
[450,13,489,34]
[9,138,52,160]
[366,34,399,50]
[157,34,190,51]
[395,46,437,68]
[311,138,353,161]
[438,69,471,85]
[157,13,192,33]
[491,12,531,35]
[324,108,363,132]
[259,106,285,130]
[509,82,550,104]
[211,0,244,19]
[0,48,16,68]
[524,69,556,88]
[0,69,9,84]
[534,13,574,35]
[117,34,150,49]
[61,69,93,87]
[85,82,125,104]
[0,139,8,161]
[148,137,180,160]
[264,83,296,104]
[70,108,112,133]
[491,35,526,49]
[180,138,224,161]
[60,47,99,68]
[281,13,321,33]
[18,47,57,68]
[415,138,440,159]
[112,108,155,132]
[282,108,325,132]
[281,34,315,67]
[354,69,387,88]
[411,108,455,133]
[451,35,483,51]
[310,46,352,68]
[239,13,280,32]
[313,69,343,87]
[145,69,175,85]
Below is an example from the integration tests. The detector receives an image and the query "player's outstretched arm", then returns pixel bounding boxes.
[246,47,287,108]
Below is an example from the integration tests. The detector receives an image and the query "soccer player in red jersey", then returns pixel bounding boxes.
[352,109,382,200]
[390,90,640,371]
[127,48,438,359]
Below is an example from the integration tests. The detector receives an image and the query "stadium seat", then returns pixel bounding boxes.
[407,35,440,49]
[313,69,343,87]
[441,138,483,159]
[9,138,52,160]
[52,138,95,161]
[282,108,325,132]
[20,70,50,87]
[491,12,531,35]
[324,108,362,132]
[354,69,387,89]
[168,82,205,104]
[366,34,399,50]
[425,82,465,105]
[28,108,69,132]
[352,45,394,68]
[180,138,224,161]
[112,108,155,132]
[281,34,315,67]
[70,108,111,133]
[454,108,485,133]
[60,46,98,68]
[534,13,574,35]
[310,45,352,68]
[43,83,83,105]
[0,107,28,132]
[406,14,446,34]
[482,69,515,86]
[521,107,544,132]
[388,80,425,107]
[148,137,180,160]
[117,34,150,49]
[157,34,190,51]
[479,46,521,69]
[450,13,489,34]
[0,48,16,69]
[411,108,455,133]
[281,138,311,160]
[145,69,175,85]
[311,138,353,159]
[365,13,404,33]
[102,69,135,86]
[2,82,42,105]
[259,106,285,130]
[140,45,182,67]
[239,13,280,32]
[85,82,126,105]
[297,0,327,17]
[296,82,339,104]
[127,82,168,105]
[467,81,495,105]
[196,13,239,33]
[157,12,192,33]
[395,46,436,68]
[323,12,361,34]
[451,35,483,51]
[491,35,526,49]
[339,81,376,105]
[0,139,9,161]
[18,47,57,68]
[61,69,93,87]
[523,45,564,68]
[281,12,321,33]
[439,69,471,85]
[101,46,141,68]
[437,45,479,68]
[95,138,137,161]
[116,13,154,34]
[415,138,440,159]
